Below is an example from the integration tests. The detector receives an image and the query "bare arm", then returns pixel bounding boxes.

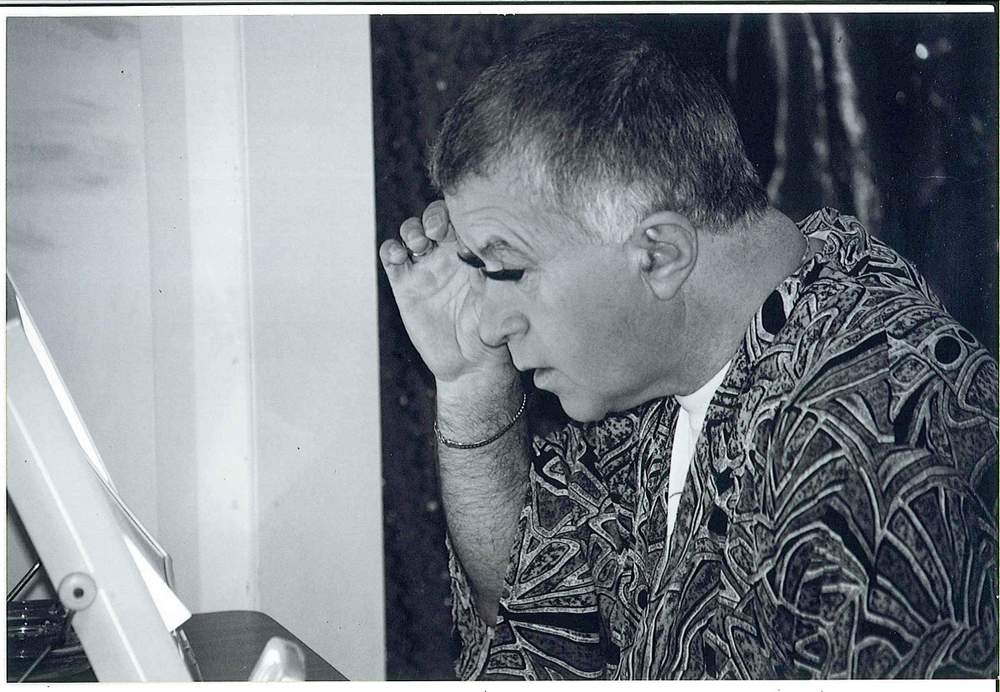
[435,376,529,625]
[380,200,529,625]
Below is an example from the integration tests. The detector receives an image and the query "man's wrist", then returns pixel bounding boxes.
[435,391,527,449]
[435,370,525,443]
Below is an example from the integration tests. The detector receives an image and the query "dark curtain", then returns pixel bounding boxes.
[371,13,998,680]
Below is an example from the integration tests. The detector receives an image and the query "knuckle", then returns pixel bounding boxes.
[422,203,447,228]
[399,223,425,244]
[425,222,449,241]
[386,237,411,254]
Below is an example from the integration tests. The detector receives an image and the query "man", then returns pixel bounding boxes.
[379,22,998,679]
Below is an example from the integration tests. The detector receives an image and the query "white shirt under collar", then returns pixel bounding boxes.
[666,360,732,552]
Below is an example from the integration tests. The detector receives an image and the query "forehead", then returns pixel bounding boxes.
[444,170,580,257]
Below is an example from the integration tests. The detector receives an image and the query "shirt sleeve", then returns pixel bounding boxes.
[447,422,611,680]
[757,317,999,678]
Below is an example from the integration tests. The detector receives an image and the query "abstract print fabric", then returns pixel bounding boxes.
[448,209,999,680]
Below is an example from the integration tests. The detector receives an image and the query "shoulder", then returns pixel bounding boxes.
[790,209,995,403]
[798,208,943,306]
[765,209,987,387]
[747,209,997,508]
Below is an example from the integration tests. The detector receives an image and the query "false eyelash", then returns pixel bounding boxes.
[457,252,485,268]
[457,252,523,281]
[482,269,524,282]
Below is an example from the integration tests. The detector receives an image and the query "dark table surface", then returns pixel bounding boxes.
[182,610,348,681]
[14,609,348,682]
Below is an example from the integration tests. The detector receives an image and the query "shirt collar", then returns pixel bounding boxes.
[674,359,732,426]
[699,209,840,428]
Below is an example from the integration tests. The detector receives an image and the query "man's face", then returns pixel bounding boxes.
[445,170,675,421]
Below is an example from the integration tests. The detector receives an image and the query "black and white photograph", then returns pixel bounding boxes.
[5,5,998,683]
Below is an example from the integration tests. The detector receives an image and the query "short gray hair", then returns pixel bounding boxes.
[429,21,769,237]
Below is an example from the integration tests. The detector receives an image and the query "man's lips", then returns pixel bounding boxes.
[532,368,553,389]
[511,357,539,373]
[510,358,554,389]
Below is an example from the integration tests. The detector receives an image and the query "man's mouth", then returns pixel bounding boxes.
[510,356,537,373]
[532,368,553,389]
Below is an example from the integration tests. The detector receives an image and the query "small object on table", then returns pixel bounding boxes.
[249,636,307,681]
[180,611,347,681]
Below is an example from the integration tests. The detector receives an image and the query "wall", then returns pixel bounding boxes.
[6,16,157,596]
[240,17,384,679]
[7,15,384,679]
[6,16,159,532]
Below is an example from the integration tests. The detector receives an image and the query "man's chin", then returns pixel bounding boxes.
[553,394,609,423]
[552,389,652,422]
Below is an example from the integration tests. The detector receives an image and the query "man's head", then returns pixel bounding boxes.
[430,21,779,421]
[429,20,768,238]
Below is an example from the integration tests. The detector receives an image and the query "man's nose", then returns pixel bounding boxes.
[478,306,529,348]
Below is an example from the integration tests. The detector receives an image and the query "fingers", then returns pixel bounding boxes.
[380,201,456,274]
[399,216,434,257]
[379,200,459,278]
[422,200,454,242]
[379,217,435,273]
[379,238,411,269]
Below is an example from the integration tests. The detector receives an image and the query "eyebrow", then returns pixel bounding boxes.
[477,239,519,260]
[456,234,526,263]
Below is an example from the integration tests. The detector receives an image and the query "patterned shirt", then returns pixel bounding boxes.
[448,209,999,679]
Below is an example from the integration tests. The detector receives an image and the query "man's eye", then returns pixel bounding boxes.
[482,268,524,282]
[457,252,485,268]
[457,252,523,281]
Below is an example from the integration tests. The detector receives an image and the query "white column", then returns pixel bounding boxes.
[241,15,385,679]
[140,16,385,675]
[180,15,258,611]
[138,15,201,609]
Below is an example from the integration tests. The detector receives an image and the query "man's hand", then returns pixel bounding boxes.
[381,201,530,627]
[379,200,514,386]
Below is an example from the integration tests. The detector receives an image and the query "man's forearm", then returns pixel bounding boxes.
[435,378,530,626]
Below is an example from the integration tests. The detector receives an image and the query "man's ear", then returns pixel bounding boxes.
[628,211,698,301]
